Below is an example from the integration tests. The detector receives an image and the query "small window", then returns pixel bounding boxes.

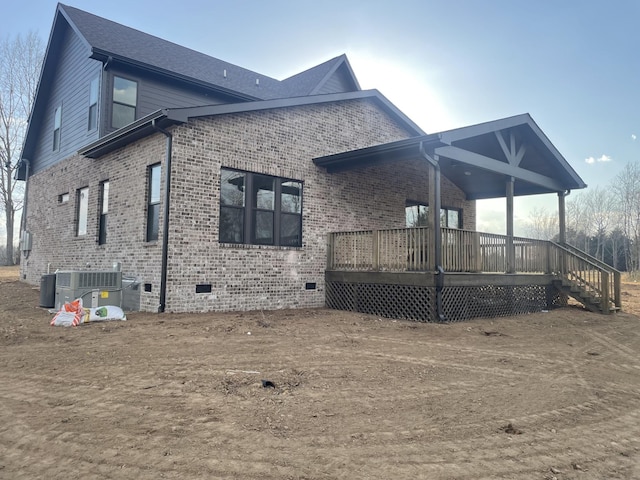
[88,77,99,131]
[195,284,212,293]
[58,193,69,204]
[219,168,302,247]
[76,187,89,236]
[112,76,137,129]
[53,105,62,151]
[98,181,109,244]
[146,164,161,241]
[405,202,462,229]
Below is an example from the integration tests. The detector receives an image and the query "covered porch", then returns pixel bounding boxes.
[314,114,621,322]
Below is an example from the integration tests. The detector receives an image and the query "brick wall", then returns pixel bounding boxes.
[22,98,475,312]
[22,134,166,312]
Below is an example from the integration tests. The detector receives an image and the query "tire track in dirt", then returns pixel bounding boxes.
[316,345,579,384]
[363,333,640,370]
[585,330,640,362]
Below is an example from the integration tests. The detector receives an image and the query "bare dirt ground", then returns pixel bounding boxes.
[1,266,640,479]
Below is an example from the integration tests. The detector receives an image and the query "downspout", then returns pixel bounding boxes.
[152,119,173,313]
[419,142,446,322]
[19,159,31,259]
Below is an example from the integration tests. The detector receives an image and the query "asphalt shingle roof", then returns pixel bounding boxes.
[60,4,356,100]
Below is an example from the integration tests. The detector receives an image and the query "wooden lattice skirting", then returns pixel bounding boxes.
[325,278,568,323]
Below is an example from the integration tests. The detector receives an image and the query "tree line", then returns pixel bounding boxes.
[525,162,640,273]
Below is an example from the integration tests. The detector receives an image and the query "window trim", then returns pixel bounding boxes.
[219,168,303,247]
[98,180,109,245]
[146,164,161,242]
[53,105,62,151]
[88,76,100,132]
[76,186,89,236]
[112,75,138,129]
[405,200,462,229]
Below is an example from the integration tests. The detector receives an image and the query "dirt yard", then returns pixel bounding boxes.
[1,267,640,479]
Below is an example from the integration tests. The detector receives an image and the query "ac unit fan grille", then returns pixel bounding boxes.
[57,272,71,288]
[78,271,120,289]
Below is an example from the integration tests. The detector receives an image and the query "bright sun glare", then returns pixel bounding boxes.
[348,53,457,134]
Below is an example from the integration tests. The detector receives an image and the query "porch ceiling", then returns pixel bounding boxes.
[313,113,587,200]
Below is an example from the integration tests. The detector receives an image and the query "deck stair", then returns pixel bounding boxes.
[549,242,621,314]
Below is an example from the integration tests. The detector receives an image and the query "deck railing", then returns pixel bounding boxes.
[327,227,551,273]
[327,227,621,311]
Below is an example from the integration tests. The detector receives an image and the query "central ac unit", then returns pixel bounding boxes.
[55,270,123,309]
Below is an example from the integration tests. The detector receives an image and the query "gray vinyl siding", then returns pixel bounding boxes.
[31,22,102,175]
[103,67,230,134]
[317,68,356,95]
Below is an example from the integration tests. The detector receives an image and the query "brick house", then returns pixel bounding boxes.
[19,5,618,319]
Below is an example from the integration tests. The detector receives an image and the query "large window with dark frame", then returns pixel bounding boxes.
[219,168,302,247]
[405,201,462,229]
[98,180,109,245]
[112,76,137,129]
[146,164,161,242]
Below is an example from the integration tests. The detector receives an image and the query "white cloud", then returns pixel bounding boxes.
[632,134,637,141]
[585,154,612,164]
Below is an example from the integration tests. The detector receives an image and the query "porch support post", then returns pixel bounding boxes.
[558,190,568,245]
[420,143,446,321]
[506,176,515,273]
[433,160,443,271]
[427,163,437,265]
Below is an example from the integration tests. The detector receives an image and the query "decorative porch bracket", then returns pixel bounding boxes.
[495,130,527,167]
[435,145,565,192]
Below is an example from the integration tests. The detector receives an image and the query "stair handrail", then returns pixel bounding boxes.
[552,242,621,308]
[555,242,621,275]
[549,242,621,310]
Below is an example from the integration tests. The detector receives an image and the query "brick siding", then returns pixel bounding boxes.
[22,98,475,312]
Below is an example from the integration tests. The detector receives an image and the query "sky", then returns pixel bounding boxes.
[3,0,640,238]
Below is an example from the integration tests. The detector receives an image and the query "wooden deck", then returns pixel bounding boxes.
[325,227,621,321]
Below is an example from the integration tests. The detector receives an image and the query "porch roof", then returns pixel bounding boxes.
[313,113,587,200]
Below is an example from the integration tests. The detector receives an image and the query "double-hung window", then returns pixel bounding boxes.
[112,76,137,129]
[146,164,161,241]
[88,77,99,131]
[53,105,62,151]
[98,180,109,244]
[219,168,302,247]
[76,187,89,236]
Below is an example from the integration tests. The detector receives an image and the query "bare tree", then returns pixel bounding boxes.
[523,206,558,240]
[566,193,589,250]
[583,186,615,262]
[613,162,640,272]
[0,32,43,265]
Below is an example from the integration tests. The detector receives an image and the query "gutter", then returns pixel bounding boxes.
[79,110,170,158]
[90,49,262,102]
[151,119,173,313]
[419,141,446,322]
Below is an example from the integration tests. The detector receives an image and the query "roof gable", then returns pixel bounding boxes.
[314,113,586,199]
[282,55,360,96]
[18,4,366,178]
